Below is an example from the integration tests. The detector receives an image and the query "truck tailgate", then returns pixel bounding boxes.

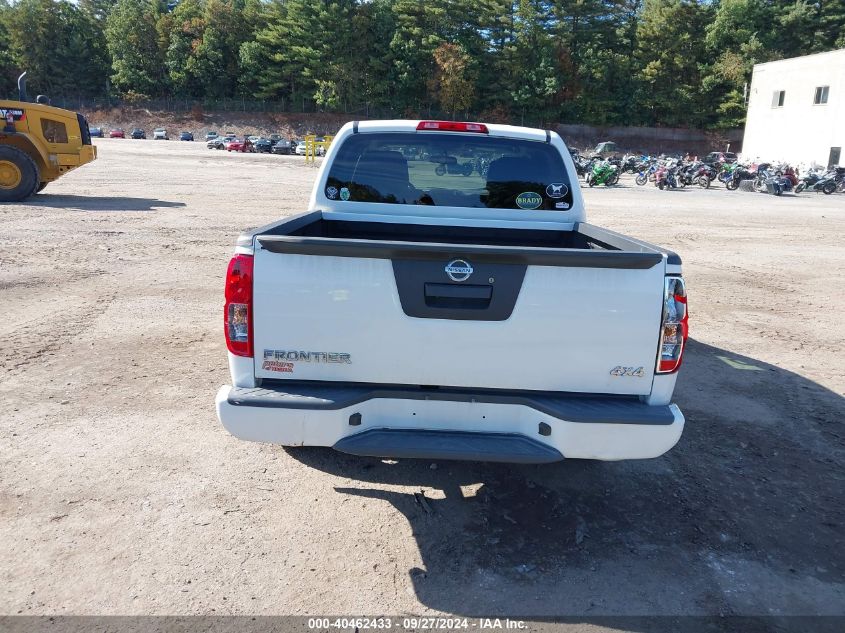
[251,236,666,395]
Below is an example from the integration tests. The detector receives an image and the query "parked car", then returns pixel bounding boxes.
[272,140,294,155]
[89,127,104,138]
[294,140,326,156]
[224,138,252,153]
[179,131,194,141]
[703,151,738,164]
[109,128,125,138]
[130,128,146,139]
[153,128,168,140]
[216,119,688,464]
[206,131,219,141]
[207,137,226,150]
[248,135,261,142]
[224,132,237,139]
[269,134,282,143]
[253,139,273,153]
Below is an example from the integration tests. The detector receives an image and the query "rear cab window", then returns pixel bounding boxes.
[324,132,573,211]
[41,118,69,144]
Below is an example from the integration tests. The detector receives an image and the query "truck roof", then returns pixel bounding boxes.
[351,119,554,144]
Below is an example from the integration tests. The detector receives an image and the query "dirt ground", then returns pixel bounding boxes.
[1,139,844,629]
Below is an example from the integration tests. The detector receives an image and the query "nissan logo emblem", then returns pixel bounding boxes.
[445,259,473,282]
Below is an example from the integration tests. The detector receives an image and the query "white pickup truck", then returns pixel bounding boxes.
[215,120,688,463]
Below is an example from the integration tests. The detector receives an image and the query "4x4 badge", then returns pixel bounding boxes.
[610,366,645,377]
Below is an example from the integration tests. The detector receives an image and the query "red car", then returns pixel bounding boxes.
[224,138,253,153]
[109,128,125,138]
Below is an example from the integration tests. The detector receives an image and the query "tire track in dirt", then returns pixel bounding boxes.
[0,283,118,377]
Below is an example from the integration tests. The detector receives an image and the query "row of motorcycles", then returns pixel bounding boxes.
[575,154,720,190]
[797,167,845,194]
[636,160,717,190]
[572,151,845,196]
[714,162,845,196]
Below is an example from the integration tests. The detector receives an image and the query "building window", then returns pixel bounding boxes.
[41,118,68,144]
[771,90,785,108]
[814,86,829,105]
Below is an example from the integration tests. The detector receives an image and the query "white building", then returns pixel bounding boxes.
[742,49,844,168]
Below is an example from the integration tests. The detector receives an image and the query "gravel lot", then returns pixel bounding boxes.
[1,139,844,627]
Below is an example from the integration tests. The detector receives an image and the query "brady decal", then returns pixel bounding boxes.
[515,191,542,209]
[339,187,351,201]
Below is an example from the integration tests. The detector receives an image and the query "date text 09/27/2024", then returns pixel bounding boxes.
[306,617,527,630]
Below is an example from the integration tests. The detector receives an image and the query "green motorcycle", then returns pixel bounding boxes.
[585,160,619,187]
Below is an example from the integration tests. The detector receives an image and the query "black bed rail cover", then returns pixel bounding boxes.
[256,235,662,269]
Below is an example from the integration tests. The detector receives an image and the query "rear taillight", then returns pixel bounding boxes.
[416,121,489,133]
[224,254,253,357]
[657,277,688,373]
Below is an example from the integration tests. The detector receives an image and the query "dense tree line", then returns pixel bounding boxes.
[1,0,843,128]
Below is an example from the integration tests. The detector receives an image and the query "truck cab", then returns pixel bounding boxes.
[216,120,688,463]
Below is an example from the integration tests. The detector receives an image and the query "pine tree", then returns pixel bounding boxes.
[79,0,119,22]
[249,0,314,105]
[0,0,18,97]
[3,0,108,98]
[776,1,819,57]
[700,0,777,128]
[507,0,562,125]
[634,0,712,127]
[165,0,204,97]
[815,0,845,50]
[389,0,445,113]
[348,0,396,110]
[106,0,168,97]
[56,1,110,96]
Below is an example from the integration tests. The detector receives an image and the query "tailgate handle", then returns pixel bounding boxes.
[424,283,492,310]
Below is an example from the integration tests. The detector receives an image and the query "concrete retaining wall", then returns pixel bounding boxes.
[557,124,744,156]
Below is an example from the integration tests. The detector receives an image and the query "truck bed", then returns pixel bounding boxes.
[247,211,679,268]
[245,212,678,395]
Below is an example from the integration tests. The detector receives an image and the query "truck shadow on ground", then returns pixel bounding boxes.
[286,339,844,623]
[25,194,186,212]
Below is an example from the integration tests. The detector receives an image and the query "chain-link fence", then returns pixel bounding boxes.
[48,96,304,113]
[42,95,530,126]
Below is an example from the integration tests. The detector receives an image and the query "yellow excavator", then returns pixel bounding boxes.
[0,73,97,202]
